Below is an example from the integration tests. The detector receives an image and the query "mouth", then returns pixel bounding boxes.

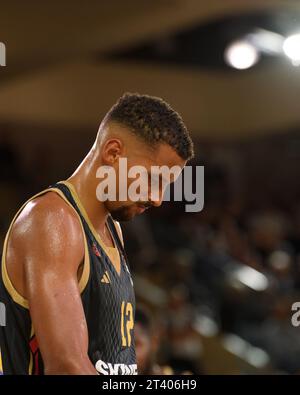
[136,203,150,213]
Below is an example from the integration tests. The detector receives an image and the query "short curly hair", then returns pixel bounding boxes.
[104,93,194,160]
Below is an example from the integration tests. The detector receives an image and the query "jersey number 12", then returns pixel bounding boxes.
[121,301,134,347]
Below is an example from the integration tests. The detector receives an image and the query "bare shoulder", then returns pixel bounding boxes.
[9,190,84,263]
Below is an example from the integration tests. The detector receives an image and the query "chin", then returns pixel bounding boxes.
[110,204,148,221]
[110,209,135,222]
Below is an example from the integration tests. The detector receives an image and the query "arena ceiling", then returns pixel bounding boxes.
[0,0,299,140]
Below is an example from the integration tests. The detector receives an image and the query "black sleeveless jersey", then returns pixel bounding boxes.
[0,181,137,375]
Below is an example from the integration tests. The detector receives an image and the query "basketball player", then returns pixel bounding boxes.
[0,93,194,375]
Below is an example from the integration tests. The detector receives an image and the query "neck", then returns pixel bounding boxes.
[67,147,109,232]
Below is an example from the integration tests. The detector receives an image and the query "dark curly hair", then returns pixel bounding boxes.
[104,93,194,160]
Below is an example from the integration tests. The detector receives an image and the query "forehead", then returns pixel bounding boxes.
[133,142,186,170]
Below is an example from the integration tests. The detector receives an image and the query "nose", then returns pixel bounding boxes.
[149,196,163,208]
[148,184,164,208]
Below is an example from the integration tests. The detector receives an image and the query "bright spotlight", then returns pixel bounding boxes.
[283,33,300,65]
[225,40,259,70]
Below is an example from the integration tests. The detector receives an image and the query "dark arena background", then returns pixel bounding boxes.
[1,0,300,377]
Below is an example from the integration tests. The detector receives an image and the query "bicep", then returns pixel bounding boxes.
[27,263,88,371]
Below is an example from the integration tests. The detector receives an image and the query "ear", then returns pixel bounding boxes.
[101,138,123,165]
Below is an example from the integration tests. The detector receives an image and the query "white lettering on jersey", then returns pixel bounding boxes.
[95,359,138,375]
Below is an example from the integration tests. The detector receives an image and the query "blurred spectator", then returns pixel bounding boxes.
[135,305,172,375]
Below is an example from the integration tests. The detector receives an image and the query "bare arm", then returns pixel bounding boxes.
[12,193,97,375]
